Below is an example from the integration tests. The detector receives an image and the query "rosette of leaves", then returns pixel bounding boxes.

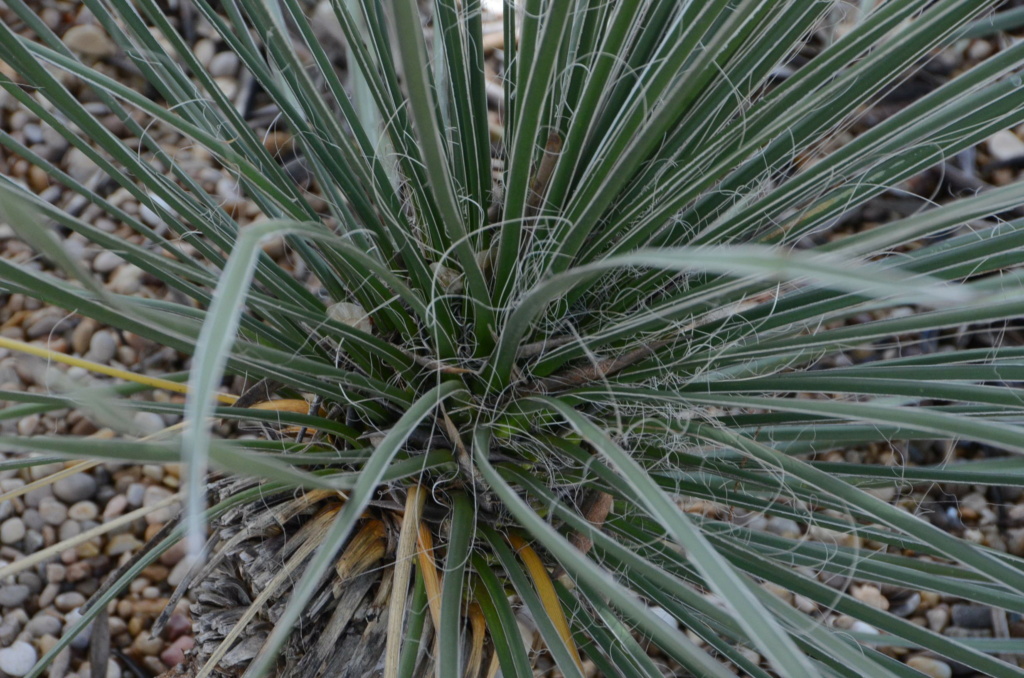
[4,0,1024,676]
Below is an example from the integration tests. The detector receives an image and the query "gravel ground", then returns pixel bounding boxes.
[1,2,1024,678]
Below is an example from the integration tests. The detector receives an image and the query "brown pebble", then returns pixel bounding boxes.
[133,631,164,656]
[70,418,99,436]
[37,633,59,655]
[45,563,65,584]
[128,615,143,637]
[105,533,141,557]
[140,565,168,581]
[75,541,100,559]
[116,600,132,618]
[102,494,128,519]
[143,656,167,675]
[144,523,164,541]
[262,131,293,156]
[165,612,191,641]
[38,582,58,608]
[159,540,187,566]
[65,561,92,582]
[27,165,49,193]
[131,599,169,616]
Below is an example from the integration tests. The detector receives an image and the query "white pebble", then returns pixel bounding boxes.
[91,250,125,274]
[138,204,162,229]
[906,655,952,678]
[133,412,166,437]
[327,301,372,334]
[108,265,143,295]
[37,497,67,526]
[126,483,146,507]
[67,501,98,522]
[851,584,889,611]
[987,129,1024,163]
[849,620,879,635]
[208,51,239,78]
[64,147,100,184]
[0,641,36,676]
[0,518,25,544]
[53,474,97,503]
[62,24,116,59]
[144,485,178,524]
[87,330,117,364]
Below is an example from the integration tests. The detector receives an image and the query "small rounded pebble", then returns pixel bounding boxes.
[0,585,29,608]
[851,584,889,611]
[0,517,25,544]
[53,473,97,503]
[102,494,128,519]
[64,608,92,650]
[38,497,68,526]
[165,612,192,641]
[133,631,164,656]
[890,592,921,618]
[16,413,39,436]
[987,129,1024,163]
[143,485,177,524]
[764,516,801,537]
[45,563,66,584]
[126,483,146,507]
[133,412,167,436]
[0,622,16,645]
[167,557,191,587]
[161,635,195,667]
[21,508,44,531]
[849,620,879,635]
[91,251,125,274]
[141,464,164,481]
[108,265,143,295]
[950,603,992,629]
[54,591,86,612]
[62,24,117,59]
[59,520,81,541]
[0,641,36,676]
[37,583,58,609]
[906,655,952,678]
[16,572,42,594]
[64,147,100,184]
[87,330,117,364]
[26,614,62,638]
[105,533,142,557]
[67,501,99,522]
[208,51,239,78]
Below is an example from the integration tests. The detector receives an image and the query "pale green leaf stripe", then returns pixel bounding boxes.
[531,398,819,677]
[471,429,736,678]
[242,380,462,678]
[489,245,977,386]
[181,219,325,558]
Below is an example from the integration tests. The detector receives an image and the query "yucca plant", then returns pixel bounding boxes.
[4,0,1024,675]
